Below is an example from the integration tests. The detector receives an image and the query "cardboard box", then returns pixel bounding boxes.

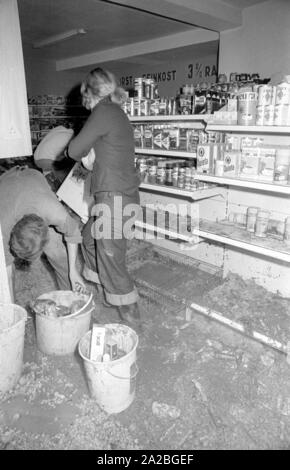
[239,150,260,179]
[223,151,240,177]
[197,144,214,174]
[90,325,106,361]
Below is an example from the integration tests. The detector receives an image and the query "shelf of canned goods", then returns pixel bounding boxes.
[139,182,224,200]
[206,125,290,133]
[135,148,196,159]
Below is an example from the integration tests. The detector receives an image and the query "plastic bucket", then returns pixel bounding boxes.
[0,303,27,394]
[78,323,139,414]
[35,290,95,355]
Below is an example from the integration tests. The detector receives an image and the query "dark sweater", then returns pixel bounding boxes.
[68,98,140,196]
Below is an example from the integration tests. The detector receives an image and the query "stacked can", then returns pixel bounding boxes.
[256,85,276,126]
[274,82,290,126]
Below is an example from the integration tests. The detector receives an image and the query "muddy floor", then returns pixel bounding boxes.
[1,240,290,450]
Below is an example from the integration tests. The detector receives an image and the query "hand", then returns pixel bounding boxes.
[72,162,90,181]
[69,270,87,294]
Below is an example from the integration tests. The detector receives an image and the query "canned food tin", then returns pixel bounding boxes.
[157,162,166,185]
[255,106,266,126]
[274,104,290,126]
[258,85,274,106]
[238,91,258,126]
[274,148,290,183]
[134,78,144,99]
[133,98,141,116]
[215,160,224,176]
[246,206,259,233]
[263,105,275,126]
[165,163,173,186]
[230,72,237,82]
[276,83,290,105]
[148,160,157,184]
[177,167,185,188]
[255,210,270,238]
[138,158,148,182]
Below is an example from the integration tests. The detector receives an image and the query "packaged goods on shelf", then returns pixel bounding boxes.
[274,147,290,183]
[228,206,290,243]
[239,149,261,180]
[197,144,214,174]
[134,125,143,148]
[223,150,241,177]
[267,219,286,240]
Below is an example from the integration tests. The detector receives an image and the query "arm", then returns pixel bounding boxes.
[66,242,86,292]
[67,104,109,161]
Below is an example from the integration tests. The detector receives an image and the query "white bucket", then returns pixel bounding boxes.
[0,303,27,394]
[78,323,139,414]
[35,290,95,355]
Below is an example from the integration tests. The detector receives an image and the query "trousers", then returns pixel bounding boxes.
[81,191,140,306]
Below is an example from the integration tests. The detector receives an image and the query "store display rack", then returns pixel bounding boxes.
[132,115,290,264]
[135,148,196,159]
[194,175,290,195]
[139,182,224,201]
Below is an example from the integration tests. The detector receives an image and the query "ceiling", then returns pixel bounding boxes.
[18,0,267,67]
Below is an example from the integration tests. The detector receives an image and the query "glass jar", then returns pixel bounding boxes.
[246,206,259,233]
[255,210,270,237]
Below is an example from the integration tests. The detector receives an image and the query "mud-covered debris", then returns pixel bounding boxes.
[277,396,290,417]
[261,351,276,367]
[152,401,181,419]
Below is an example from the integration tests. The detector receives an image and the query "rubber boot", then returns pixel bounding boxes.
[117,303,143,332]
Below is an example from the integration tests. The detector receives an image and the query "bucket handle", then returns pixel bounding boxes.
[105,362,139,380]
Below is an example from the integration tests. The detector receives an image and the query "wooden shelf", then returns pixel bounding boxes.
[135,148,196,158]
[206,124,290,134]
[130,115,208,122]
[140,182,223,200]
[195,175,290,195]
[193,219,290,263]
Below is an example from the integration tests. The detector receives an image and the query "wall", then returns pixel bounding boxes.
[24,54,84,98]
[219,0,290,80]
[24,51,218,99]
[112,54,218,97]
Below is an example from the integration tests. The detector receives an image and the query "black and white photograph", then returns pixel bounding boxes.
[0,0,290,453]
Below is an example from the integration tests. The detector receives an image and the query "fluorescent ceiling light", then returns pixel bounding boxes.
[33,28,86,48]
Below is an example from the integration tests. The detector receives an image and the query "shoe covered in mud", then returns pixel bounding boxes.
[96,284,112,308]
[117,303,143,332]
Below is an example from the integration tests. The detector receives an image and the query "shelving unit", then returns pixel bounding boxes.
[135,148,196,158]
[193,219,290,263]
[194,175,290,195]
[130,115,208,123]
[133,115,290,297]
[140,182,224,200]
[28,100,87,149]
[206,124,290,134]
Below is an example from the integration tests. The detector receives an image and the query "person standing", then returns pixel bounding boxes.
[65,67,141,327]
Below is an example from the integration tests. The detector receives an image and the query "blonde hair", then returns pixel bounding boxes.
[80,67,126,108]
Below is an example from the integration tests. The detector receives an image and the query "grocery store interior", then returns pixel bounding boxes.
[0,0,290,450]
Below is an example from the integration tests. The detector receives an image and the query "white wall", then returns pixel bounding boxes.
[219,0,290,80]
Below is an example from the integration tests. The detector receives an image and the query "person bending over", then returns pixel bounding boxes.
[0,166,85,300]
